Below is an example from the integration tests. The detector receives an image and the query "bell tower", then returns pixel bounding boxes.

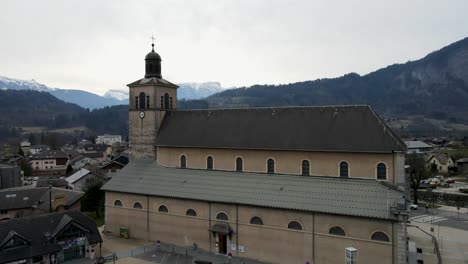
[127,40,178,159]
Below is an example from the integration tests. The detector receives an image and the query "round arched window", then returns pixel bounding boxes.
[301,160,310,176]
[267,158,275,174]
[340,161,349,177]
[329,226,346,236]
[216,212,229,221]
[186,209,197,217]
[114,200,123,207]
[371,231,390,242]
[250,216,264,225]
[158,205,169,213]
[133,202,143,209]
[287,221,303,230]
[180,155,187,168]
[377,163,387,180]
[236,157,243,172]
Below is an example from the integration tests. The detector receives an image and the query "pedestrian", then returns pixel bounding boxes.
[425,204,429,213]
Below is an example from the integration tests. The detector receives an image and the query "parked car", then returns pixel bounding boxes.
[410,203,418,210]
[430,178,441,186]
[420,179,431,184]
[435,175,444,181]
[445,178,455,184]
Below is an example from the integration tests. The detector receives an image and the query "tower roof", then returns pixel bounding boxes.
[145,44,161,60]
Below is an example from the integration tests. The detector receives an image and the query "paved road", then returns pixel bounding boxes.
[409,206,468,231]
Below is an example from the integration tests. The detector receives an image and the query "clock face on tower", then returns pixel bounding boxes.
[139,111,145,119]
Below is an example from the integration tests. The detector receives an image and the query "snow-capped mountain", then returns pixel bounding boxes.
[0,75,54,92]
[0,75,124,109]
[1,75,226,109]
[104,89,129,101]
[177,82,225,99]
[102,82,226,101]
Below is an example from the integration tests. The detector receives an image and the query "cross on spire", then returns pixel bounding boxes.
[150,34,155,51]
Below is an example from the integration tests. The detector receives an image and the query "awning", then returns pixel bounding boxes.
[208,222,233,235]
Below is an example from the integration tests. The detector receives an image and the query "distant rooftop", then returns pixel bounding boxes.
[404,141,433,149]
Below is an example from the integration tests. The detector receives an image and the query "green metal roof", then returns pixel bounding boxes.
[101,160,403,220]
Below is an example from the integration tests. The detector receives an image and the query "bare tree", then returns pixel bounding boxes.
[406,153,431,204]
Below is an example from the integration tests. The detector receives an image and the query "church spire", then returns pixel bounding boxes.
[145,35,162,79]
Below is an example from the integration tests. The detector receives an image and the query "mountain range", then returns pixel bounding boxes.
[1,37,468,139]
[180,37,468,135]
[0,76,226,109]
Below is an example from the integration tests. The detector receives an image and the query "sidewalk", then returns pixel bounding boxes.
[438,205,468,214]
[408,222,468,264]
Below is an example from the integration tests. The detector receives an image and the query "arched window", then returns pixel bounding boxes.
[250,216,264,225]
[207,156,213,170]
[267,158,275,174]
[180,155,187,169]
[164,93,170,109]
[216,212,229,221]
[236,157,243,172]
[186,209,197,217]
[139,92,146,109]
[340,161,349,178]
[301,160,310,176]
[287,221,303,230]
[158,205,168,213]
[114,200,123,207]
[329,226,346,236]
[377,163,387,180]
[133,202,143,209]
[371,231,390,242]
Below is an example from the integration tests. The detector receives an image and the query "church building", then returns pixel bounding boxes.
[102,43,409,264]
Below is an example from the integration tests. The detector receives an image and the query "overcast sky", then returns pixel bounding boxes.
[1,0,468,95]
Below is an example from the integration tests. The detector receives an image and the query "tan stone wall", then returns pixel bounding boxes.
[105,192,396,264]
[128,84,177,159]
[157,147,397,182]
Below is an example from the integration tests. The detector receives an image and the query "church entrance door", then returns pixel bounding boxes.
[218,234,227,254]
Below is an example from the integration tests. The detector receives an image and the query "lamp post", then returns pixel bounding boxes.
[49,184,52,213]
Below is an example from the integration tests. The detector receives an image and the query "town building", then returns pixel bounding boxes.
[456,158,468,174]
[0,210,102,263]
[426,153,456,173]
[102,44,409,264]
[0,164,22,190]
[66,168,101,191]
[29,150,68,176]
[404,141,433,154]
[96,134,122,145]
[69,154,100,170]
[0,187,83,220]
[100,154,129,178]
[29,144,51,155]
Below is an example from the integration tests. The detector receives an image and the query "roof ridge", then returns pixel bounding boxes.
[175,104,370,112]
[366,106,407,151]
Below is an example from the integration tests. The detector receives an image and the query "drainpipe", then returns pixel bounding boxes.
[392,222,394,264]
[49,185,52,213]
[312,212,315,263]
[147,195,150,241]
[209,202,212,253]
[236,204,239,257]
